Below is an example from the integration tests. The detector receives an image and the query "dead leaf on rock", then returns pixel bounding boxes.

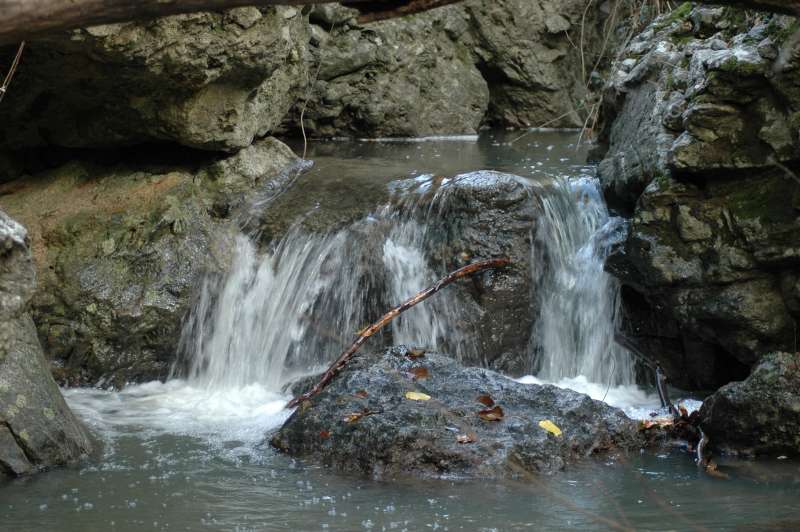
[456,432,477,444]
[343,412,364,424]
[319,430,331,439]
[476,394,494,407]
[353,390,369,398]
[407,349,426,359]
[477,405,504,421]
[405,391,431,401]
[538,419,562,437]
[408,367,430,380]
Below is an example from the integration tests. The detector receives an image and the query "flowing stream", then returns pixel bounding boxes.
[3,132,797,531]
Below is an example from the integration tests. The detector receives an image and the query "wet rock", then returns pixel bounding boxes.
[0,7,308,154]
[272,347,642,479]
[412,172,539,372]
[0,138,300,387]
[594,8,800,389]
[0,210,92,479]
[700,352,800,455]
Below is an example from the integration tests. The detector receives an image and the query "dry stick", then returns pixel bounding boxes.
[286,257,511,408]
[0,41,25,105]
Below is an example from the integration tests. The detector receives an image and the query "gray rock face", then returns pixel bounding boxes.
[0,7,309,153]
[286,0,610,137]
[700,352,800,455]
[595,8,800,389]
[0,1,616,157]
[272,346,642,479]
[1,138,300,387]
[0,210,92,479]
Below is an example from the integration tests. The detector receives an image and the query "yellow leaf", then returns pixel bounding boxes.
[539,419,562,437]
[405,391,431,401]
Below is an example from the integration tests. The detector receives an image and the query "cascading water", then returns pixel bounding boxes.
[179,229,375,390]
[530,176,634,386]
[176,192,476,394]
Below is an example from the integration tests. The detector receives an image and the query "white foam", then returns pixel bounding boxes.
[514,374,703,420]
[64,380,292,453]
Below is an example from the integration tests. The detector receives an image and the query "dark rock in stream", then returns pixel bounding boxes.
[0,210,92,479]
[700,352,800,456]
[272,346,643,479]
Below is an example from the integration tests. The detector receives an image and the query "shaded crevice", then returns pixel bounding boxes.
[0,420,38,470]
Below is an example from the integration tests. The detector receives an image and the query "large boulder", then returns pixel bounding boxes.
[272,346,642,479]
[0,138,301,387]
[282,0,615,137]
[700,352,800,455]
[594,7,800,389]
[0,7,308,158]
[400,171,539,373]
[0,210,92,479]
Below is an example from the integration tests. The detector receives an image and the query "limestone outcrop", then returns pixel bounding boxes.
[594,6,800,390]
[0,209,92,479]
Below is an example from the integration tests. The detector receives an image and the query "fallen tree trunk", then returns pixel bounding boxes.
[0,0,462,45]
[286,257,511,408]
[706,0,800,16]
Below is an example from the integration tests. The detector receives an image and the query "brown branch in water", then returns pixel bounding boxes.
[286,257,511,408]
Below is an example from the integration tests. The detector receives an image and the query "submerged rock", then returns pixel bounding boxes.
[700,352,800,456]
[0,210,92,479]
[593,7,800,389]
[272,347,642,479]
[0,138,301,387]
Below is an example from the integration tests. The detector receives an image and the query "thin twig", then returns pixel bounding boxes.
[0,41,25,105]
[286,257,511,408]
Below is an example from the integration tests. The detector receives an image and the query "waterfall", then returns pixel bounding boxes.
[177,172,632,395]
[530,176,633,386]
[177,202,472,392]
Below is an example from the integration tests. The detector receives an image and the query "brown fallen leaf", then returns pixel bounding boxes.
[456,432,477,444]
[319,430,331,439]
[353,390,369,398]
[408,367,430,380]
[407,349,426,359]
[476,394,494,407]
[705,460,729,480]
[343,412,364,424]
[477,405,505,421]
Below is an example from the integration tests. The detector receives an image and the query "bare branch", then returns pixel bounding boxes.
[286,257,511,408]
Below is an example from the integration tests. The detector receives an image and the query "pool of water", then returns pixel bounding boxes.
[3,132,799,531]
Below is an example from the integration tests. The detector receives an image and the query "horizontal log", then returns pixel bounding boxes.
[705,0,800,16]
[0,0,463,45]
